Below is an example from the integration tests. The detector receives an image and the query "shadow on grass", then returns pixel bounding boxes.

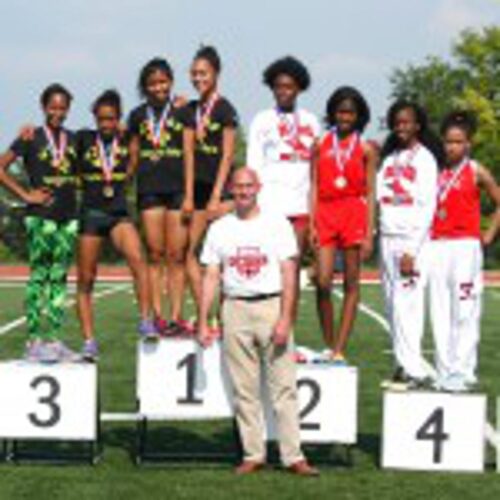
[101,421,240,467]
[99,422,380,468]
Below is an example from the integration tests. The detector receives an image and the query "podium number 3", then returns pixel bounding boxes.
[28,375,61,428]
[416,407,449,463]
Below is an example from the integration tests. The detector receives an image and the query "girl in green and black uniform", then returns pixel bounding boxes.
[184,46,238,332]
[0,84,79,362]
[127,58,191,334]
[76,90,155,361]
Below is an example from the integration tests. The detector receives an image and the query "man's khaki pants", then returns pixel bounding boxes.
[222,296,304,466]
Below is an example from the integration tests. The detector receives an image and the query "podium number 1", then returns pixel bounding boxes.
[416,407,449,463]
[28,375,61,428]
[177,353,203,405]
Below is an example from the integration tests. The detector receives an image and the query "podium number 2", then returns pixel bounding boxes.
[298,378,321,431]
[416,407,449,463]
[28,375,61,428]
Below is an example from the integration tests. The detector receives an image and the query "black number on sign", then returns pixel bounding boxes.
[28,375,61,428]
[415,407,449,463]
[297,378,321,431]
[177,353,203,405]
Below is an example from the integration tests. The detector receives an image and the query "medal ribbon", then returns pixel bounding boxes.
[97,136,119,184]
[147,102,171,148]
[276,107,301,145]
[438,157,469,204]
[393,143,420,179]
[44,126,67,168]
[196,92,219,138]
[331,128,359,178]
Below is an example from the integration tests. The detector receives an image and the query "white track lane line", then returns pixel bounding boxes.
[0,283,130,336]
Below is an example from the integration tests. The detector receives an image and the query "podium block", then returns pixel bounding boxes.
[382,391,486,472]
[0,361,97,441]
[264,364,358,445]
[137,339,233,419]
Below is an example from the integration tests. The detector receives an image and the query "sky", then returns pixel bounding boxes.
[0,0,499,147]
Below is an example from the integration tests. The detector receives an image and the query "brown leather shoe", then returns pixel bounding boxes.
[235,460,264,475]
[287,460,320,477]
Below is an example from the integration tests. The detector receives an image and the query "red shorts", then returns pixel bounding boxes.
[287,214,309,232]
[315,197,367,249]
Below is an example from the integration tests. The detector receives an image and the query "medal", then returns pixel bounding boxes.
[335,176,347,189]
[147,101,171,149]
[437,208,447,220]
[150,152,160,163]
[103,184,114,198]
[331,128,359,190]
[44,126,67,170]
[97,135,119,196]
[196,92,219,141]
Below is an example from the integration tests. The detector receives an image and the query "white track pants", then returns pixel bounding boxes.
[380,235,432,379]
[428,239,482,383]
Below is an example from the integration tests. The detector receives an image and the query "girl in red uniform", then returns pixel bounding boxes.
[429,111,500,392]
[311,87,378,363]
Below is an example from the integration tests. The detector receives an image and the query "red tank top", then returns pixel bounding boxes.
[431,160,481,239]
[317,132,367,201]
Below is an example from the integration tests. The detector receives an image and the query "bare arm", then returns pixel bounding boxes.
[207,127,236,218]
[126,135,140,181]
[308,141,320,248]
[477,163,500,245]
[272,257,297,346]
[0,150,51,205]
[181,127,196,218]
[361,141,379,260]
[198,264,221,347]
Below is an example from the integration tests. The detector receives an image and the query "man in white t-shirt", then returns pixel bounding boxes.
[198,167,318,477]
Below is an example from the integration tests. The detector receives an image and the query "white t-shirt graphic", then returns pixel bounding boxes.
[201,210,298,297]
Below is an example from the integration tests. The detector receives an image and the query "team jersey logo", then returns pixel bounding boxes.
[382,165,416,205]
[277,118,314,161]
[228,247,268,278]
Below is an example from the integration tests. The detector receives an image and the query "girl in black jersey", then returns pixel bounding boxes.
[76,90,155,361]
[127,58,190,334]
[0,84,78,363]
[184,46,238,331]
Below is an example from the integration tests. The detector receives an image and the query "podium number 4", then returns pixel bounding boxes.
[28,375,61,428]
[416,407,449,463]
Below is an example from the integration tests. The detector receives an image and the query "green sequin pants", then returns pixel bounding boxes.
[24,216,78,340]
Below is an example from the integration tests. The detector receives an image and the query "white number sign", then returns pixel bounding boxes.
[0,361,97,440]
[382,391,486,472]
[137,339,233,419]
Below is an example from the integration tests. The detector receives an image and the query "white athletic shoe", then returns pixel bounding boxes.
[438,373,468,393]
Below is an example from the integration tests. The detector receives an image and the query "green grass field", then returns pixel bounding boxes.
[0,282,499,500]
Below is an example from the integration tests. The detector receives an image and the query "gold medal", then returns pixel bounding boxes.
[150,151,160,162]
[52,159,61,169]
[103,184,114,198]
[335,176,347,189]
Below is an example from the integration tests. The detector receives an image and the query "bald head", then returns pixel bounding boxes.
[230,166,261,216]
[230,167,260,186]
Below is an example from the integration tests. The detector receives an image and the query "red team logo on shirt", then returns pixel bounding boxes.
[278,121,314,161]
[383,165,416,205]
[229,247,268,278]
